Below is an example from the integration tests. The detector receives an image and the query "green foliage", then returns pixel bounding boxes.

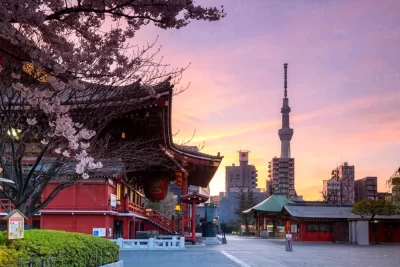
[0,230,119,267]
[223,223,241,234]
[352,199,398,220]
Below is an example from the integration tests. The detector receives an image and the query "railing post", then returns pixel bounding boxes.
[148,238,154,250]
[179,237,185,249]
[117,238,123,249]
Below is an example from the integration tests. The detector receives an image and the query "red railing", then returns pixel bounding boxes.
[128,202,146,216]
[145,208,176,233]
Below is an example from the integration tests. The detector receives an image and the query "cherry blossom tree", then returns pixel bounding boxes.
[0,57,176,218]
[0,0,225,218]
[0,0,225,82]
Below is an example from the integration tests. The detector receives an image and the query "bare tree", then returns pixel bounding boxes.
[320,189,341,204]
[144,191,177,218]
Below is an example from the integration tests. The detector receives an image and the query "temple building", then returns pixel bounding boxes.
[244,195,400,244]
[0,39,223,242]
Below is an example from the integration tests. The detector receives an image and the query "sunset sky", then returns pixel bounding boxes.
[135,0,400,200]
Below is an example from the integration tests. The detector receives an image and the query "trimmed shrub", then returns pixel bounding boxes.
[0,230,119,267]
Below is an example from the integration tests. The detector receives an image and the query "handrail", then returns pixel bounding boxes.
[145,208,176,233]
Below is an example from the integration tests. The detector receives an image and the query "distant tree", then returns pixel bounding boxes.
[144,191,177,218]
[235,187,257,235]
[352,199,398,243]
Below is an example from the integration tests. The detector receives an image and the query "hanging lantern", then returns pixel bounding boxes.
[144,177,169,201]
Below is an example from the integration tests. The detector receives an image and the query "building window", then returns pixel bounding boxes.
[307,223,332,232]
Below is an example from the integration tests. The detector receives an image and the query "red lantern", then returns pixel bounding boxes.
[144,177,169,201]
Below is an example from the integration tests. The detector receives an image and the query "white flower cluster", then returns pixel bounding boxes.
[11,75,102,179]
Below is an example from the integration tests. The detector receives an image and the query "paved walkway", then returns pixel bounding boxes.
[120,235,400,267]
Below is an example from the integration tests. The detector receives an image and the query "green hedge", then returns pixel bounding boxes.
[0,229,119,267]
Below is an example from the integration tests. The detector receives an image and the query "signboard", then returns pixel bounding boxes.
[8,217,24,239]
[239,151,248,161]
[291,224,297,233]
[3,209,27,240]
[110,194,117,208]
[93,228,106,237]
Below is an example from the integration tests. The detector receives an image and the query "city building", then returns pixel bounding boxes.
[322,178,341,204]
[332,162,355,205]
[225,151,258,193]
[355,177,378,202]
[377,192,392,201]
[267,63,297,200]
[189,185,210,206]
[209,195,220,206]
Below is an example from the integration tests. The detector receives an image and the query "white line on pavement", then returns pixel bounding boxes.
[220,251,252,267]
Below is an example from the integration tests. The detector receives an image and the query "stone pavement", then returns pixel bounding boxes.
[120,234,400,267]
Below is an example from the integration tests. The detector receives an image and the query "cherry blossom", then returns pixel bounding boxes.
[41,139,49,145]
[0,0,225,82]
[11,74,102,178]
[26,118,38,125]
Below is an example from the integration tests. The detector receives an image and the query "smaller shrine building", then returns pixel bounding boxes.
[244,195,400,245]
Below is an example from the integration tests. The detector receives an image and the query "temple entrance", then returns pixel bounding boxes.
[113,220,123,239]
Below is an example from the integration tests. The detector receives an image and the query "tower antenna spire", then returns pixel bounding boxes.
[284,63,288,98]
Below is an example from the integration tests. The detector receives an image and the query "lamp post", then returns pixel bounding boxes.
[174,204,183,235]
[221,220,227,244]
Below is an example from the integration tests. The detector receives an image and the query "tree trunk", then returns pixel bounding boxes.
[244,216,249,235]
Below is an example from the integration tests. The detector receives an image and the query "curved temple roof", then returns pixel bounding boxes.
[243,195,294,214]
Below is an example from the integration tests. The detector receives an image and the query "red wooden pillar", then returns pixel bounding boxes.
[123,217,130,239]
[192,201,196,241]
[181,174,188,237]
[256,212,259,231]
[285,220,290,234]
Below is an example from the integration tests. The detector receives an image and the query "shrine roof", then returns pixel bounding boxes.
[5,77,172,109]
[243,195,294,213]
[20,157,125,179]
[283,203,400,220]
[181,193,209,203]
[283,203,353,219]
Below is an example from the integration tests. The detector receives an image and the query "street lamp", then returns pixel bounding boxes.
[7,128,21,140]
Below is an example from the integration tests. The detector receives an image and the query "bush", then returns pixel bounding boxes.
[0,230,119,267]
